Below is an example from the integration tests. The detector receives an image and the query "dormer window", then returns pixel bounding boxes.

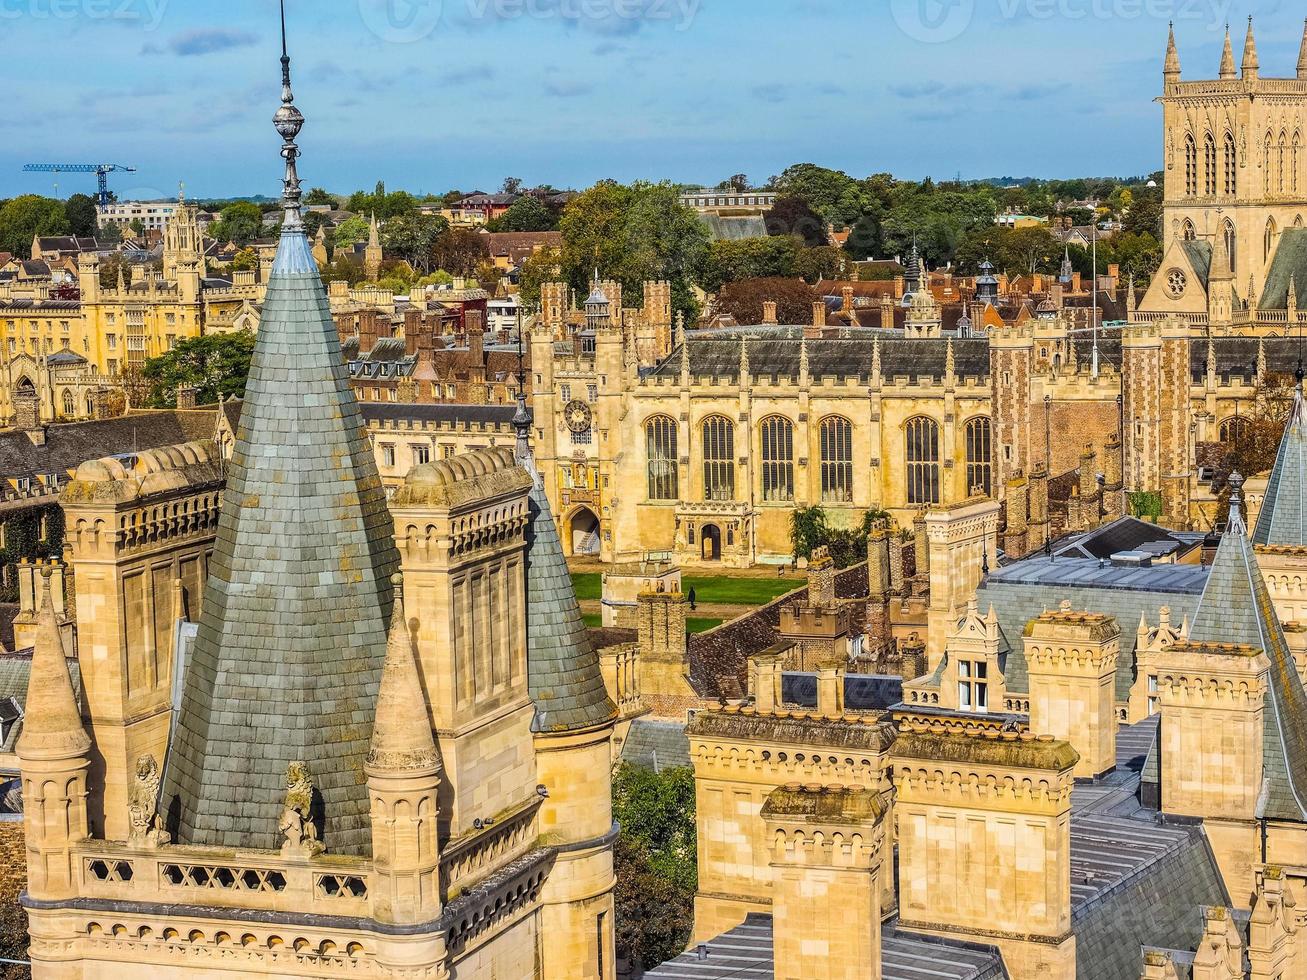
[958,659,989,712]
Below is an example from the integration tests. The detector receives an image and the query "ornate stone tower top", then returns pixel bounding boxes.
[1241,16,1259,81]
[161,0,399,855]
[1218,24,1236,80]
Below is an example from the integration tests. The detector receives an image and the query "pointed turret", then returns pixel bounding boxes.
[1219,24,1236,80]
[17,575,89,763]
[367,580,440,778]
[1299,19,1307,79]
[17,571,91,902]
[162,4,399,855]
[1242,16,1259,81]
[1190,473,1307,820]
[1253,374,1307,548]
[1164,21,1181,84]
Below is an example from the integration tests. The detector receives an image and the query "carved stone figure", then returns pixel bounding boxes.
[279,760,324,857]
[127,754,170,848]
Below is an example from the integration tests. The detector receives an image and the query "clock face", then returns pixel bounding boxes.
[564,399,593,434]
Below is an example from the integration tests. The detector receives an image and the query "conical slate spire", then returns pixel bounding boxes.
[1190,473,1307,821]
[367,580,440,776]
[16,575,89,762]
[1219,24,1236,79]
[162,5,399,855]
[1253,379,1307,547]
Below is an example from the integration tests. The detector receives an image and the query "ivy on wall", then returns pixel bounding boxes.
[1127,490,1164,522]
[0,505,65,604]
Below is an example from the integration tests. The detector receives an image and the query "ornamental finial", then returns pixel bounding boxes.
[274,0,305,234]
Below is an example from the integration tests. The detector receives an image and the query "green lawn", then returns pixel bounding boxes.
[570,572,805,608]
[582,612,722,634]
[681,575,806,606]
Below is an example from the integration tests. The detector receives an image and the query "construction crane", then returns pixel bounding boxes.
[22,163,137,206]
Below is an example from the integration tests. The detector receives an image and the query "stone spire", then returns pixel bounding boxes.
[678,312,690,381]
[369,212,380,247]
[1299,19,1307,79]
[161,2,399,856]
[1164,21,1181,83]
[366,579,440,777]
[1211,223,1233,281]
[273,0,305,233]
[16,573,89,762]
[1219,24,1236,80]
[1242,16,1259,81]
[1191,470,1307,821]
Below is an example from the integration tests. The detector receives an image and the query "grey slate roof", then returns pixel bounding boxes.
[620,719,691,771]
[1259,227,1307,310]
[1180,240,1213,290]
[649,336,990,384]
[780,672,903,711]
[1187,503,1307,822]
[1070,814,1228,980]
[1190,337,1307,382]
[977,557,1207,699]
[524,477,617,734]
[645,914,1010,980]
[161,230,399,855]
[1252,383,1307,547]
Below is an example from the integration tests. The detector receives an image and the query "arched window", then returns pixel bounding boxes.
[819,416,854,503]
[1266,218,1278,261]
[61,389,74,417]
[905,416,940,506]
[1220,416,1251,446]
[1224,219,1237,275]
[1182,219,1197,242]
[645,416,678,501]
[1204,133,1217,195]
[702,416,735,502]
[759,416,794,503]
[85,394,94,417]
[1295,133,1302,193]
[1280,132,1289,194]
[1185,134,1198,196]
[1266,132,1275,195]
[1224,132,1238,195]
[965,417,993,498]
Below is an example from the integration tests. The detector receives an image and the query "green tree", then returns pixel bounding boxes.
[765,194,828,248]
[230,248,258,272]
[208,202,264,247]
[487,195,557,232]
[560,181,708,325]
[141,331,256,407]
[431,227,490,276]
[97,221,123,246]
[698,236,798,293]
[769,163,871,227]
[843,214,881,260]
[130,218,146,238]
[332,215,371,249]
[304,187,336,207]
[794,245,848,283]
[381,212,448,275]
[0,195,69,257]
[518,247,563,308]
[65,193,99,238]
[1108,231,1163,286]
[712,277,817,326]
[321,256,366,287]
[612,764,696,971]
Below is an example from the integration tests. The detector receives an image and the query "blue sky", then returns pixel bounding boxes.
[1,0,1304,199]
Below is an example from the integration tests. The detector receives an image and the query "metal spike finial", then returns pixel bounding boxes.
[274,0,305,234]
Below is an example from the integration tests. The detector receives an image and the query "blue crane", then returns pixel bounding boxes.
[22,163,137,206]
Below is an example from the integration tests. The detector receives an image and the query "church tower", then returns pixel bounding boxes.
[1160,18,1307,298]
[365,212,383,281]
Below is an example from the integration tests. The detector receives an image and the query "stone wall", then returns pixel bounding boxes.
[686,564,868,699]
[0,818,29,978]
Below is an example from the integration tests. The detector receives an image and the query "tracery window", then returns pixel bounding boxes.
[645,416,678,501]
[759,416,794,503]
[965,417,993,498]
[702,416,735,502]
[906,416,940,506]
[819,416,854,503]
